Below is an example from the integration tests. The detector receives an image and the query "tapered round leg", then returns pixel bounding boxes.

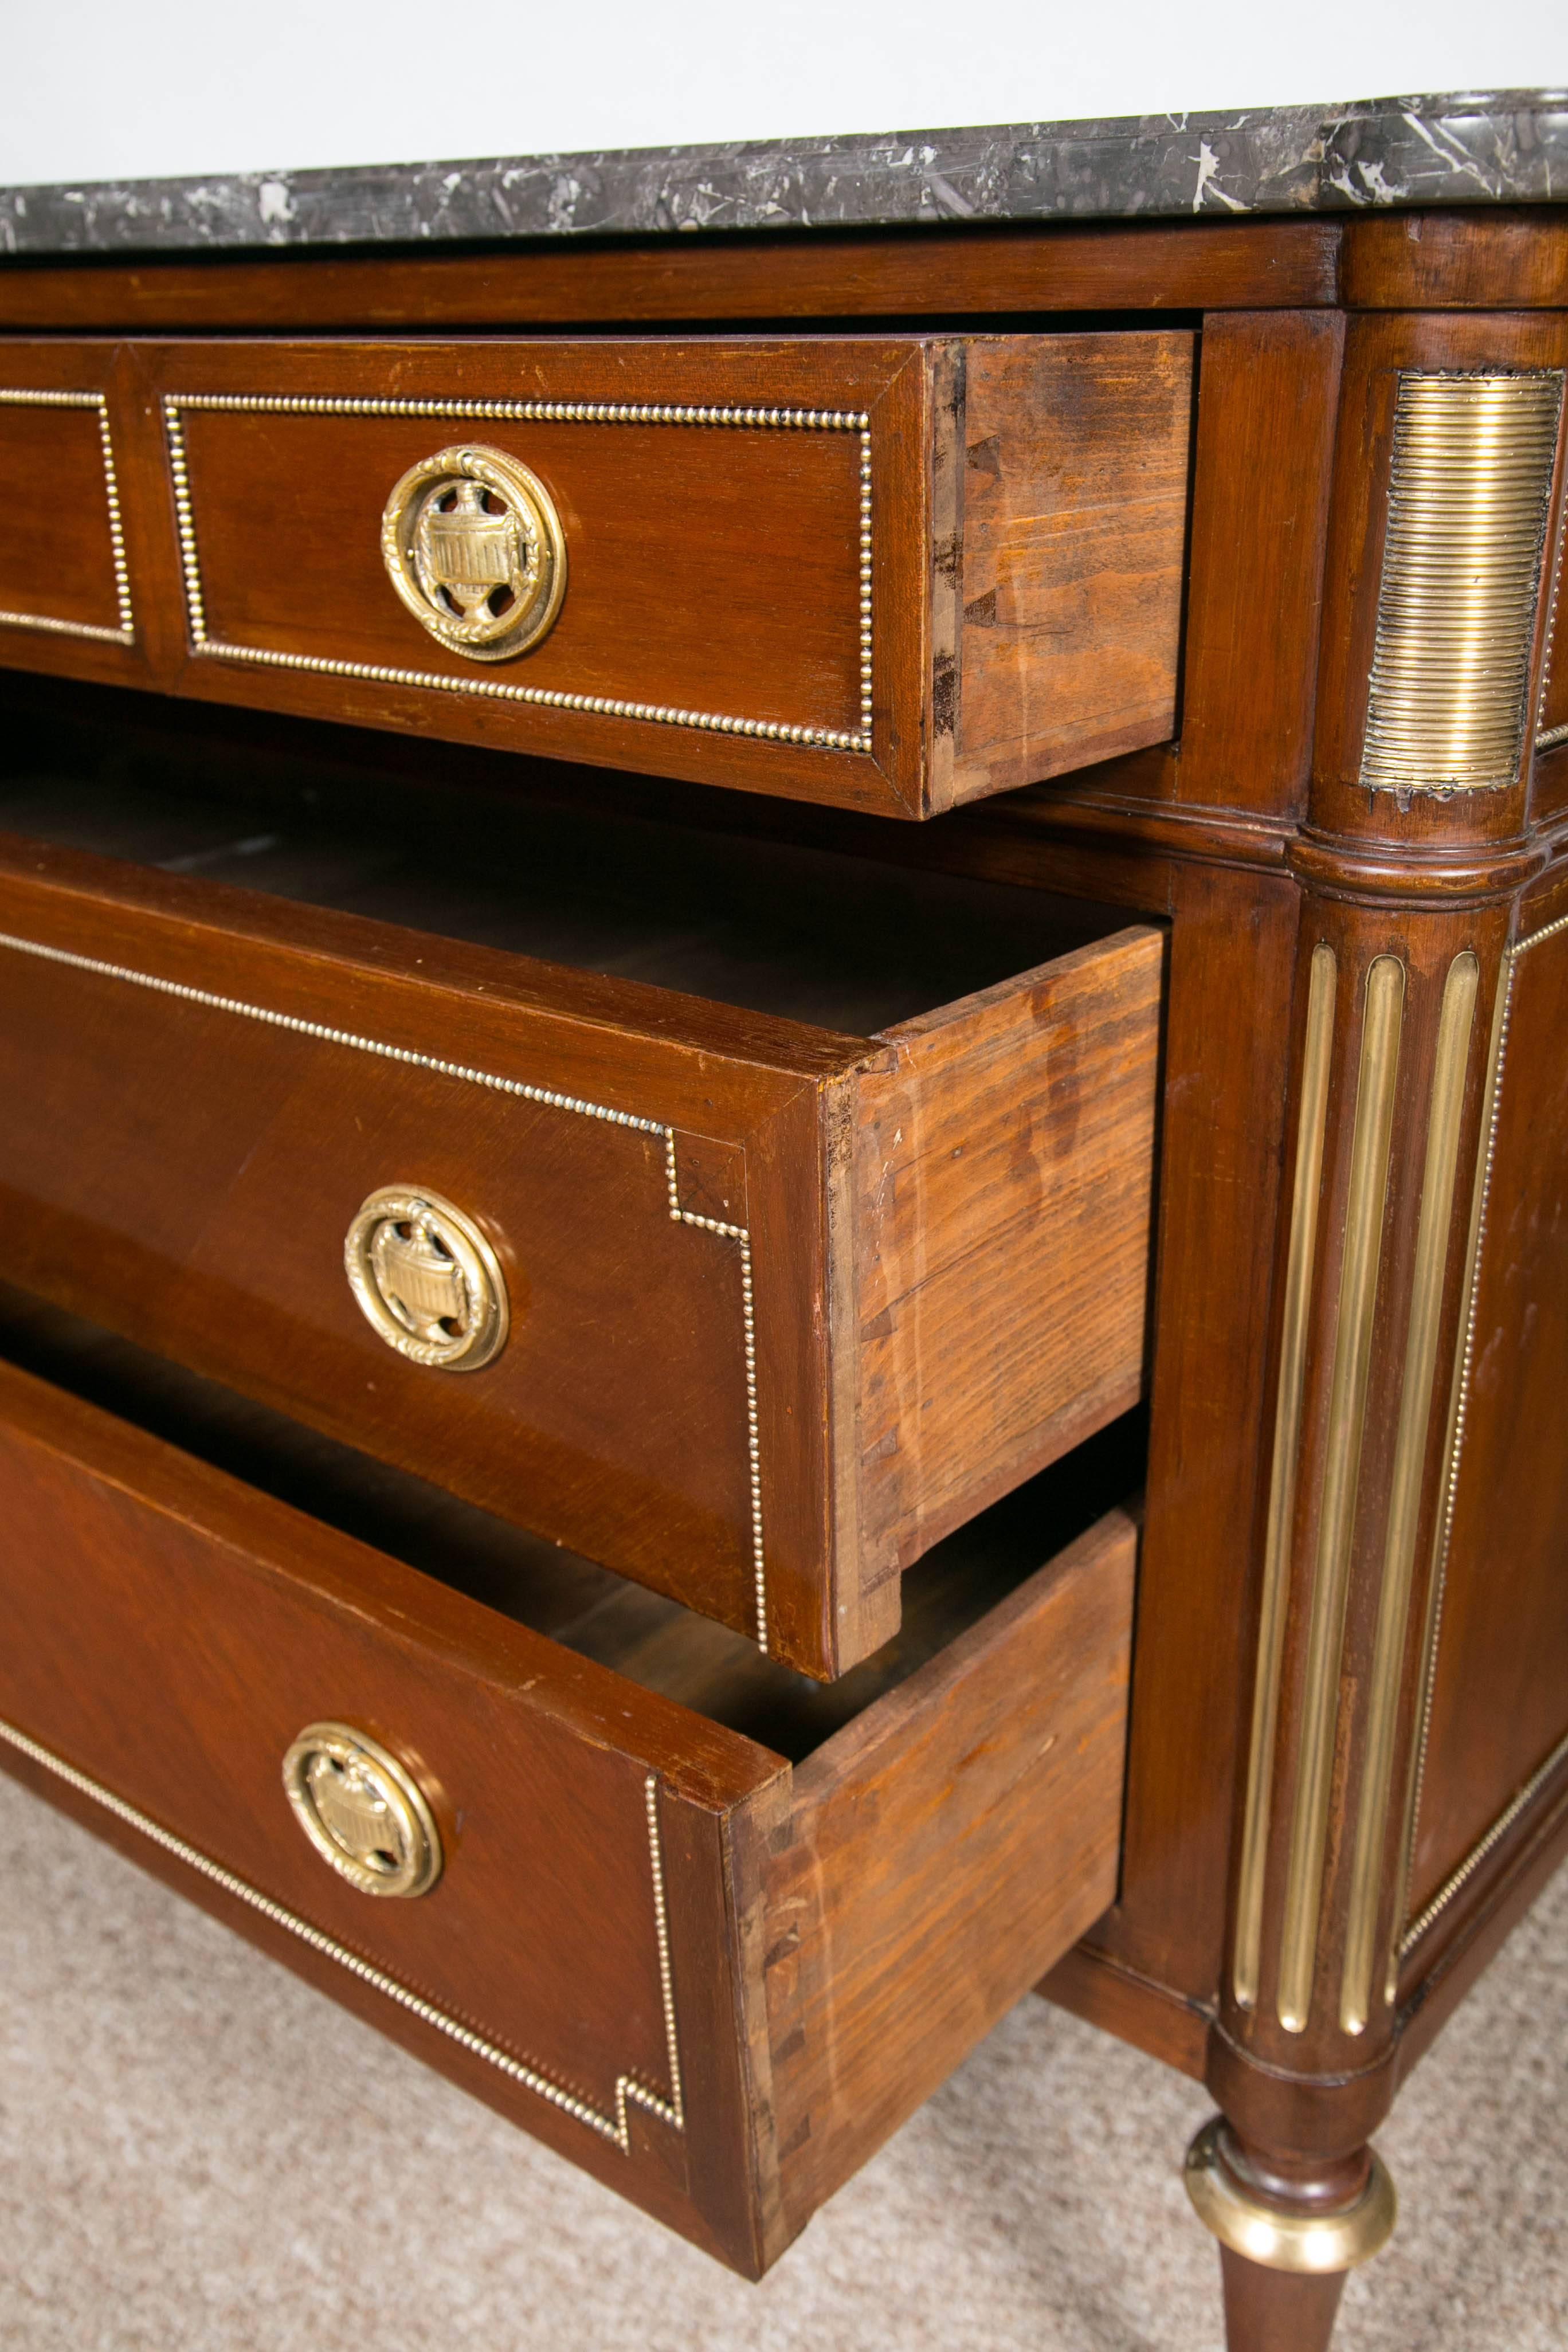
[1185,2116,1396,2352]
[1219,2246,1347,2352]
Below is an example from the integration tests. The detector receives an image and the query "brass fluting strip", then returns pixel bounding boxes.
[1339,952,1480,2036]
[1233,942,1338,2010]
[1359,371,1563,797]
[1277,955,1406,2035]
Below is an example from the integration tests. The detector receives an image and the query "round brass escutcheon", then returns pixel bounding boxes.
[281,1722,442,1899]
[344,1186,509,1372]
[381,442,567,662]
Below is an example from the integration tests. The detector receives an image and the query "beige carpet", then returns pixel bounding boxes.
[0,1770,1562,2352]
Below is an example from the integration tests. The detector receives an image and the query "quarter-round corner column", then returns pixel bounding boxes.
[1193,312,1568,2351]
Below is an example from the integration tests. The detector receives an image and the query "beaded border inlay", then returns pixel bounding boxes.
[0,926,771,1652]
[1537,486,1567,755]
[0,1710,683,2152]
[1398,907,1568,1960]
[162,393,874,756]
[0,388,134,647]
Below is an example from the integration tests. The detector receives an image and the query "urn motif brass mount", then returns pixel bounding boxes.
[381,442,567,661]
[281,1722,443,1899]
[344,1185,510,1371]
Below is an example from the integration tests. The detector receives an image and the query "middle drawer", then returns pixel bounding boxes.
[0,777,1159,1679]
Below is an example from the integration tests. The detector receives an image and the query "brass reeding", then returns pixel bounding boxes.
[1233,942,1337,2012]
[1277,954,1405,2035]
[1360,372,1564,796]
[1339,951,1479,2035]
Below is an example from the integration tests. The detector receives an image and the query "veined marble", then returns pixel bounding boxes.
[0,90,1563,257]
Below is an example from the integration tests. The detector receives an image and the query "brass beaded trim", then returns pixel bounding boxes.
[1395,908,1568,1967]
[1535,486,1566,751]
[1401,1723,1568,1961]
[0,387,135,646]
[0,1711,683,2151]
[163,392,875,755]
[0,925,772,1653]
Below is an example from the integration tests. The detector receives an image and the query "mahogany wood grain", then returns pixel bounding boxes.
[1219,2249,1346,2352]
[1538,511,1568,752]
[0,1271,1148,1767]
[1079,860,1303,2002]
[0,340,148,691]
[5,196,1568,2351]
[0,1349,1133,2275]
[1166,311,1345,818]
[0,219,1341,334]
[0,820,1158,1679]
[1406,880,1568,1915]
[0,403,121,636]
[1036,1942,1210,2079]
[0,1349,782,2270]
[0,331,1193,819]
[1395,1768,1568,2084]
[1342,209,1568,312]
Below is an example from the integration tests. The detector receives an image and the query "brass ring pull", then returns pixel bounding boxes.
[281,1723,442,1899]
[381,442,567,661]
[344,1186,509,1372]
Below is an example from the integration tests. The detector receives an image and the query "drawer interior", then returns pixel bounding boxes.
[0,681,1124,1037]
[0,1276,1144,1764]
[0,677,1159,1677]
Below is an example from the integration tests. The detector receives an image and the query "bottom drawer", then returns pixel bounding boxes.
[0,1337,1132,2276]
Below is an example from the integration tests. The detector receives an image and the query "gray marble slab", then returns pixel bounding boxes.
[0,90,1563,258]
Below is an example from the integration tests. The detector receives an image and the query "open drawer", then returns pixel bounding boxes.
[0,1338,1135,2275]
[0,330,1194,817]
[0,752,1161,1679]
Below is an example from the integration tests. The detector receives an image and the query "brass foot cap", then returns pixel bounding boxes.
[1184,2118,1397,2276]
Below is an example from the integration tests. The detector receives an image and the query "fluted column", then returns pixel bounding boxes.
[1189,315,1568,2349]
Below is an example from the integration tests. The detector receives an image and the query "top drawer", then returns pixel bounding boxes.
[0,332,1194,818]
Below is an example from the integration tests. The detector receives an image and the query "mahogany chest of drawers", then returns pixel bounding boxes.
[2,194,1567,2352]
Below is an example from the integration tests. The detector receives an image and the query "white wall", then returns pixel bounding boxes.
[0,0,1559,189]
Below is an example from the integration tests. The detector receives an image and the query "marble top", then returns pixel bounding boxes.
[0,90,1563,259]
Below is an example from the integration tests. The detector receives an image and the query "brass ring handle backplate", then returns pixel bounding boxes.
[381,442,567,661]
[344,1185,509,1372]
[282,1722,443,1899]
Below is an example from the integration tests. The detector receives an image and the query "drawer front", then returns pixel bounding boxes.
[0,1353,780,2268]
[0,1355,1134,2274]
[1,332,1193,818]
[0,836,1161,1679]
[0,346,144,687]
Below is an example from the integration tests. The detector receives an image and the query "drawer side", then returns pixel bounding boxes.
[758,1506,1136,2251]
[935,331,1196,808]
[848,926,1163,1583]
